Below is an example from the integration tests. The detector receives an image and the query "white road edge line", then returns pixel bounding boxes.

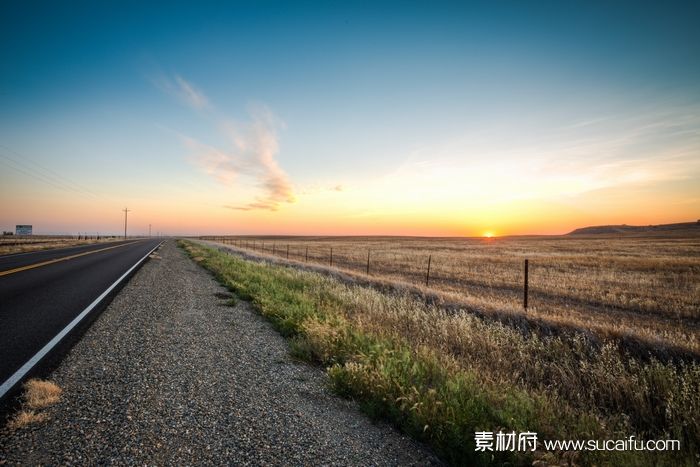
[0,241,164,400]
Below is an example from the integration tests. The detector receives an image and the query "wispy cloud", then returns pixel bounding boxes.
[352,104,700,211]
[180,105,295,211]
[154,73,295,211]
[298,183,345,195]
[154,74,210,110]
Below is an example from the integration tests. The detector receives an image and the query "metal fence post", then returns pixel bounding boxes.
[426,254,432,286]
[524,259,529,310]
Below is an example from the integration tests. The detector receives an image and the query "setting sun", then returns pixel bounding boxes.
[483,232,494,238]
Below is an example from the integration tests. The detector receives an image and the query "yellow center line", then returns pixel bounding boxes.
[0,241,140,277]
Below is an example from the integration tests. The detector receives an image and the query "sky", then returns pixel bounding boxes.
[1,1,699,237]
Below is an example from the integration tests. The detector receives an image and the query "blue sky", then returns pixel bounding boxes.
[1,1,699,235]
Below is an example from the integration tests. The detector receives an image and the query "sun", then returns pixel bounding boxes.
[483,232,494,238]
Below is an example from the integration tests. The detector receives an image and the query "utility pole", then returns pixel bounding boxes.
[123,208,131,239]
[149,224,152,237]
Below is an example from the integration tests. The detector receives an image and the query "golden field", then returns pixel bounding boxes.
[202,234,700,358]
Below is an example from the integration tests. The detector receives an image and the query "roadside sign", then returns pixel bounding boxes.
[15,225,33,235]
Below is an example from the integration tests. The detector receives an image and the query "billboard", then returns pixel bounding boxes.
[15,225,32,235]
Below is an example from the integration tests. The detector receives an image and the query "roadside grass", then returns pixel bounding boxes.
[0,237,117,256]
[7,411,49,430]
[23,379,62,409]
[180,240,699,466]
[5,379,62,431]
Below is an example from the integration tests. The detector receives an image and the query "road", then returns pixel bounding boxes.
[0,239,162,401]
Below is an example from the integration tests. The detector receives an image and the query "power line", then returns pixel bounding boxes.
[0,145,103,199]
[0,144,98,194]
[0,155,94,199]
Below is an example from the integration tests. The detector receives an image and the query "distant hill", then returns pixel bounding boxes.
[568,221,700,236]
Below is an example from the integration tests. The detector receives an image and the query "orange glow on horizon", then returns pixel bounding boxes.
[1,163,698,237]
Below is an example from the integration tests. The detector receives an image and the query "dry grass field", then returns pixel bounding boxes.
[0,236,120,255]
[202,234,700,358]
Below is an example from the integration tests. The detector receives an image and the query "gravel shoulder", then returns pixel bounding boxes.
[0,240,440,465]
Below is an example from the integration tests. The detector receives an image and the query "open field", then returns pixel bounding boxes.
[0,236,121,255]
[200,234,700,358]
[183,239,700,465]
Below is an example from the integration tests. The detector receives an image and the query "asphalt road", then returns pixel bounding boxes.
[0,239,162,401]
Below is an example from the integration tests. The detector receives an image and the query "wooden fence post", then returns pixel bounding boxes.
[330,247,333,267]
[366,250,370,275]
[273,243,276,255]
[524,259,529,310]
[426,254,432,286]
[305,246,308,262]
[287,244,289,259]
